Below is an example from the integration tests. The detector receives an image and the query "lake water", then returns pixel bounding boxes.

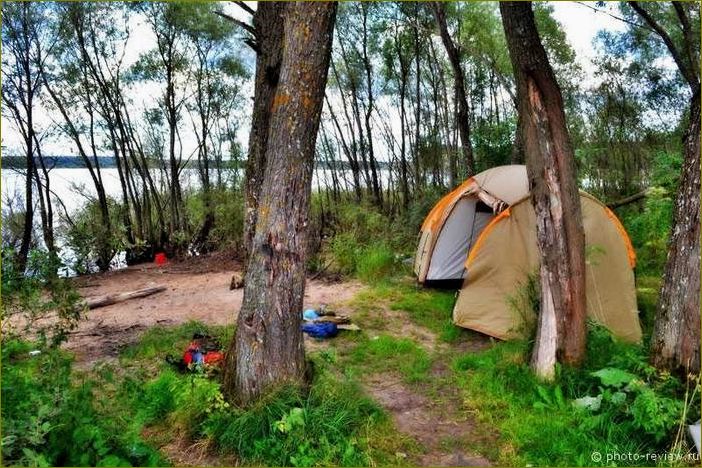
[1,166,389,214]
[1,166,390,273]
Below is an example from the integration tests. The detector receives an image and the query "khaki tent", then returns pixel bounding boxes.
[414,165,642,343]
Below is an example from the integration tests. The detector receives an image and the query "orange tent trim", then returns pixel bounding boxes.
[465,207,511,267]
[421,178,475,232]
[604,206,637,269]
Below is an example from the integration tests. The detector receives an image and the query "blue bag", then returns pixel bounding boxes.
[302,322,338,339]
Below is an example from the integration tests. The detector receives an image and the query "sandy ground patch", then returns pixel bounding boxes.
[66,257,363,366]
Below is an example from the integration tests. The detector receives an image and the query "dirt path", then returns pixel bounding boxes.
[67,256,363,366]
[364,372,491,466]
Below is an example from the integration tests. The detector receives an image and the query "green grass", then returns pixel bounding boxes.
[355,244,399,283]
[7,266,695,468]
[116,322,415,465]
[1,340,167,467]
[120,320,233,362]
[387,284,463,342]
[348,335,433,384]
[5,321,417,467]
[204,369,416,466]
[636,275,661,340]
[347,279,469,344]
[451,325,698,466]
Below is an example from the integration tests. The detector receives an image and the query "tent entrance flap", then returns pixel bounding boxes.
[426,198,493,280]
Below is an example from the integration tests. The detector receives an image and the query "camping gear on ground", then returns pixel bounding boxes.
[165,333,224,371]
[302,322,338,339]
[301,306,357,336]
[303,309,320,321]
[315,315,351,325]
[415,165,642,343]
[154,252,168,265]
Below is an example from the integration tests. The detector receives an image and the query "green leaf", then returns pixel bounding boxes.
[572,395,602,411]
[591,367,637,388]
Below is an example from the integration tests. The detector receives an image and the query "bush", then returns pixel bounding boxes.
[205,375,386,466]
[0,340,164,467]
[61,198,124,274]
[356,244,398,283]
[1,248,82,347]
[324,203,410,282]
[186,187,244,251]
[506,271,540,338]
[109,320,394,467]
[620,151,681,277]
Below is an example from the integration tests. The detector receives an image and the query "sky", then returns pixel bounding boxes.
[551,1,626,73]
[0,2,646,157]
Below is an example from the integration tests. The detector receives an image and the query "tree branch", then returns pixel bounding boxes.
[214,10,258,51]
[574,2,651,31]
[628,1,698,91]
[607,189,649,209]
[672,1,700,82]
[233,1,256,16]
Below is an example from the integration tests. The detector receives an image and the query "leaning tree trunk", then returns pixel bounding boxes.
[650,89,701,375]
[223,1,337,405]
[242,2,285,265]
[501,1,587,380]
[432,1,475,177]
[626,1,701,376]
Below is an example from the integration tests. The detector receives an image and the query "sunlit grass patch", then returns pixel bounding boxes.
[346,279,466,344]
[387,284,461,342]
[347,334,432,384]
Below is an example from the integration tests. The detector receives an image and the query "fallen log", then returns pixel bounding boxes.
[84,285,167,310]
[607,190,649,209]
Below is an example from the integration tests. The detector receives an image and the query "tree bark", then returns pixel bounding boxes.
[395,27,411,210]
[361,3,382,208]
[501,1,587,379]
[650,90,701,375]
[223,1,337,405]
[242,2,286,265]
[432,1,475,177]
[627,1,701,375]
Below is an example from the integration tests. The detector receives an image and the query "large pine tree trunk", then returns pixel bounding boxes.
[432,1,475,177]
[500,1,587,379]
[650,89,701,375]
[242,2,285,265]
[223,1,337,405]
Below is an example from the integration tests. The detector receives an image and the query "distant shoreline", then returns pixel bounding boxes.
[0,156,389,170]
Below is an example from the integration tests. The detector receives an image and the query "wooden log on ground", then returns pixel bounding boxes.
[607,190,649,209]
[84,285,167,310]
